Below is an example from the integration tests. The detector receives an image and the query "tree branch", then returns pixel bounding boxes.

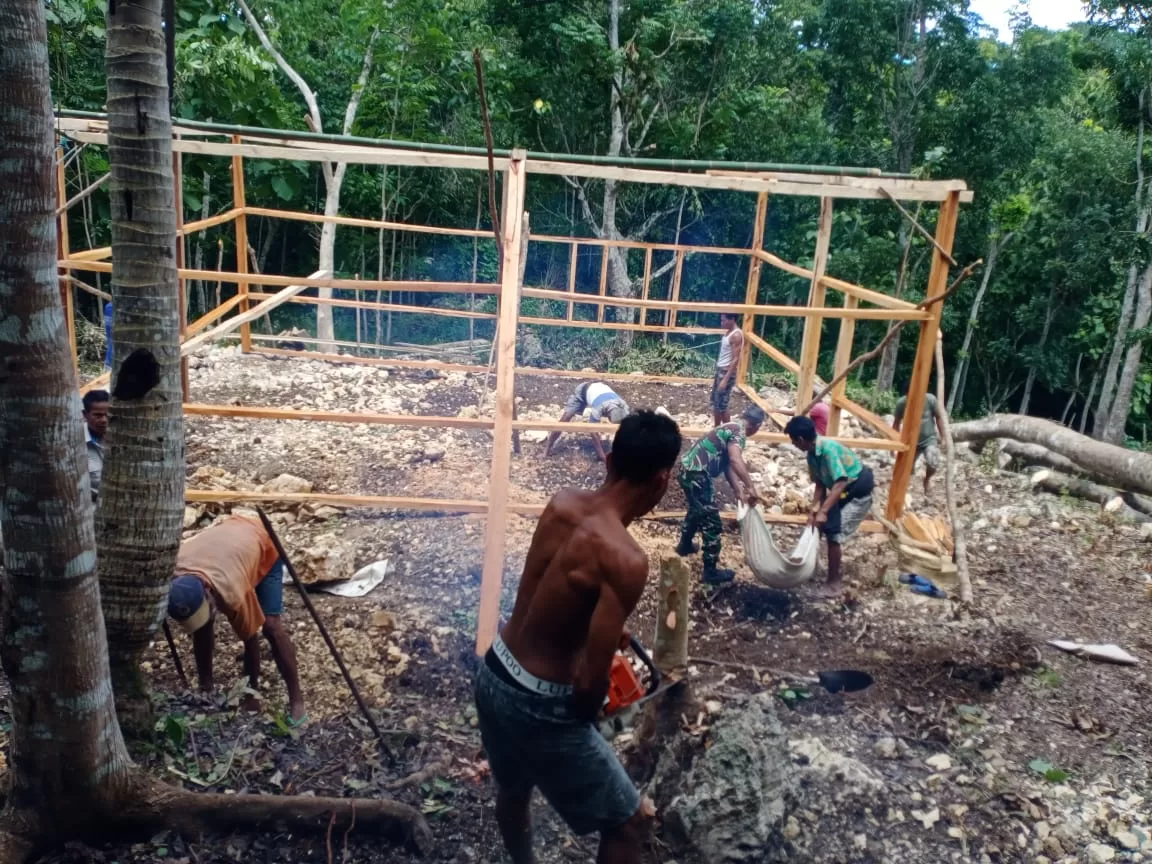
[235,0,322,135]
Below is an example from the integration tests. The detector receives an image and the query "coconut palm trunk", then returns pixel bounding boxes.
[98,0,185,732]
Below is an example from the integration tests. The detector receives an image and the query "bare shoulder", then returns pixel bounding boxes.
[590,519,648,603]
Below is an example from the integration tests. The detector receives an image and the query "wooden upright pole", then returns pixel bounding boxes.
[737,192,769,387]
[56,146,78,380]
[476,151,527,656]
[827,294,858,437]
[796,197,833,405]
[174,146,190,399]
[886,191,961,520]
[231,134,251,352]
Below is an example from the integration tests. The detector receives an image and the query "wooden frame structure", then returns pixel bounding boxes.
[55,115,969,654]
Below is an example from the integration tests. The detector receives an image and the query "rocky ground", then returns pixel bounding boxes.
[33,347,1152,863]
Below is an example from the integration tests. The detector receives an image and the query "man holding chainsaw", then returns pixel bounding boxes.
[675,405,765,585]
[475,410,682,864]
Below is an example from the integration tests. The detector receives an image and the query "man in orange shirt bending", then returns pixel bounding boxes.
[167,515,305,723]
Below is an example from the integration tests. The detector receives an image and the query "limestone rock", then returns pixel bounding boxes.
[660,693,792,862]
[788,737,884,800]
[262,473,314,494]
[294,531,359,584]
[183,506,203,529]
[1087,843,1117,863]
[874,737,899,760]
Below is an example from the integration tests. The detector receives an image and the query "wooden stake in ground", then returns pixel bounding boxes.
[652,555,690,678]
[933,332,973,605]
[255,509,395,763]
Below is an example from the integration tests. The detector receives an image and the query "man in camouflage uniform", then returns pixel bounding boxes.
[676,406,765,584]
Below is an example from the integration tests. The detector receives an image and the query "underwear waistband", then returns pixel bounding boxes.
[488,636,574,698]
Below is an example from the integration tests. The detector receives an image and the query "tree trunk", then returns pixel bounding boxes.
[191,170,209,317]
[1019,283,1058,416]
[952,414,1152,496]
[98,0,185,734]
[1080,364,1101,434]
[998,440,1084,475]
[933,337,972,604]
[876,221,915,393]
[949,232,1005,415]
[1028,470,1151,521]
[1101,262,1152,443]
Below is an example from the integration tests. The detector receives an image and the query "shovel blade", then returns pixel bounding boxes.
[817,669,874,694]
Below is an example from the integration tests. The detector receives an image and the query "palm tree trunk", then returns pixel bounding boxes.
[99,0,185,734]
[0,0,135,846]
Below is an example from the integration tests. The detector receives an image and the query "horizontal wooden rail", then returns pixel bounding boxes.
[745,332,802,374]
[255,347,488,374]
[516,366,712,385]
[520,314,723,336]
[519,287,929,321]
[751,250,917,311]
[186,294,244,337]
[66,208,241,263]
[66,274,112,301]
[182,487,886,531]
[246,291,497,320]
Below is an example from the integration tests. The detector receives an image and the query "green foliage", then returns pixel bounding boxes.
[1028,758,1070,784]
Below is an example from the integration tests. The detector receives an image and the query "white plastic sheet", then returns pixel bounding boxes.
[738,503,819,589]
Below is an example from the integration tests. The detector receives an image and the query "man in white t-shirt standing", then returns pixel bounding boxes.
[543,381,630,462]
[711,312,744,426]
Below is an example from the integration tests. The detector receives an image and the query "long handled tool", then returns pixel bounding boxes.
[256,508,395,763]
[161,619,190,689]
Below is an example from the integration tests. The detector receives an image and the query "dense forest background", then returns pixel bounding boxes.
[48,0,1152,443]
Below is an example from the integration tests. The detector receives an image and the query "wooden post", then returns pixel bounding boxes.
[652,555,690,678]
[641,247,653,326]
[597,247,609,324]
[231,134,251,352]
[737,192,769,387]
[827,294,858,437]
[476,151,527,656]
[886,191,961,520]
[174,147,190,399]
[667,249,685,330]
[796,197,833,405]
[56,146,77,380]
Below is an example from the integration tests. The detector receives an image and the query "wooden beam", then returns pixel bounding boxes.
[515,366,711,385]
[737,192,769,387]
[796,198,833,405]
[597,248,609,324]
[827,294,858,437]
[255,346,488,374]
[477,153,527,655]
[519,315,722,336]
[185,403,495,429]
[66,275,112,301]
[737,382,793,432]
[879,188,958,266]
[246,291,498,320]
[887,191,961,520]
[518,286,928,321]
[186,294,244,337]
[80,371,110,396]
[751,249,918,312]
[667,250,685,329]
[231,136,251,352]
[745,331,801,375]
[567,241,578,321]
[63,208,241,263]
[180,269,329,355]
[831,393,900,443]
[246,206,494,241]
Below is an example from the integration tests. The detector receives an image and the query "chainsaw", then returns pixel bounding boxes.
[604,635,684,716]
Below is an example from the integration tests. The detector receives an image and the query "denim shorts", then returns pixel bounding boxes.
[254,560,284,617]
[473,660,640,836]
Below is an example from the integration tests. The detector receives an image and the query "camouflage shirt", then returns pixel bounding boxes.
[680,421,746,477]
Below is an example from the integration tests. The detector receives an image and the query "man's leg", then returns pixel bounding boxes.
[496,785,536,864]
[697,477,732,583]
[543,409,577,457]
[677,474,703,554]
[262,616,305,722]
[710,369,724,427]
[597,801,655,864]
[922,444,941,495]
[824,540,844,595]
[191,617,216,692]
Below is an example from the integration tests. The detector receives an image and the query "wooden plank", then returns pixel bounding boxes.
[186,294,244,337]
[59,260,502,296]
[66,275,112,301]
[737,192,769,387]
[246,206,494,240]
[567,241,578,322]
[517,286,928,321]
[56,146,77,381]
[232,136,251,352]
[887,191,961,520]
[63,208,240,263]
[80,371,110,395]
[181,269,329,355]
[831,393,901,443]
[745,331,801,375]
[597,248,609,324]
[246,291,498,320]
[706,168,969,194]
[516,366,711,385]
[796,198,834,405]
[737,382,793,432]
[827,294,858,438]
[819,274,918,311]
[519,315,722,336]
[477,154,527,655]
[256,346,488,374]
[184,403,495,430]
[641,247,653,303]
[668,250,685,329]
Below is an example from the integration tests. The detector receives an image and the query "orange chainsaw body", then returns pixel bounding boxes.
[604,636,660,715]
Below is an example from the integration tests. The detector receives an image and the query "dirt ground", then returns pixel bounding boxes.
[32,348,1152,863]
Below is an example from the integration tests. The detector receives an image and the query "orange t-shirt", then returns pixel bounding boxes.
[175,516,279,641]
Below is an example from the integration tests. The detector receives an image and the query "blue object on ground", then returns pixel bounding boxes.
[899,572,948,600]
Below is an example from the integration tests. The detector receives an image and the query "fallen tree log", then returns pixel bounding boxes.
[999,440,1083,475]
[952,414,1152,497]
[1029,470,1152,523]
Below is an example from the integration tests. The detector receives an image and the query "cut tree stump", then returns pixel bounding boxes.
[652,554,690,678]
[1029,469,1152,523]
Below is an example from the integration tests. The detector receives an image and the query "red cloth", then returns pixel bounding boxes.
[809,402,830,436]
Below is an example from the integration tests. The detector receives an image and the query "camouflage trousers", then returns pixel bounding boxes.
[679,470,722,567]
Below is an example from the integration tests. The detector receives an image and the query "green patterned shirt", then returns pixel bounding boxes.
[681,421,746,477]
[807,438,864,489]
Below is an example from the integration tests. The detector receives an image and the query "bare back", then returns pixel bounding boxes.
[499,488,648,686]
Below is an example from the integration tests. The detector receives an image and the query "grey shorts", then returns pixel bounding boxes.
[916,442,942,473]
[474,661,640,836]
[711,367,735,412]
[564,382,593,416]
[826,495,872,545]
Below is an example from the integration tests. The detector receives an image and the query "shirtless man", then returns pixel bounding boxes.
[474,410,682,864]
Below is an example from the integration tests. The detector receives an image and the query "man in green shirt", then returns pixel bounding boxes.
[784,416,875,597]
[676,406,764,585]
[894,391,944,496]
